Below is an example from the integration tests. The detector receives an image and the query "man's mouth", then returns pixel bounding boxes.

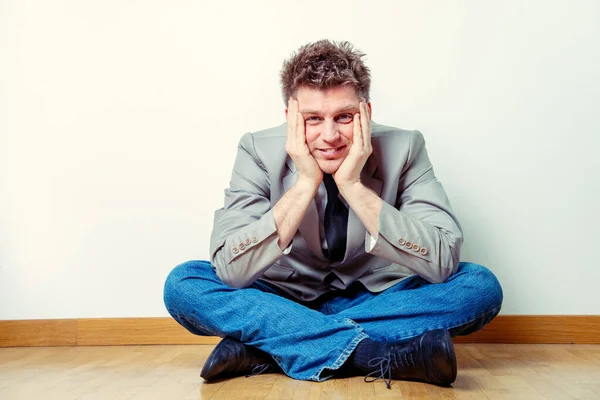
[318,145,345,159]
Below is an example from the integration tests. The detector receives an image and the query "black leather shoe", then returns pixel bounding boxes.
[364,329,457,388]
[200,337,281,382]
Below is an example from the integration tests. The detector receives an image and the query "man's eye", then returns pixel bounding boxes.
[337,114,353,122]
[306,116,321,122]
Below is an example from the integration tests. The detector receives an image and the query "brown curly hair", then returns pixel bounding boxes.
[280,40,371,104]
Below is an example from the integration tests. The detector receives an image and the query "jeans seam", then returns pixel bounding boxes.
[389,306,501,342]
[309,319,368,382]
[447,306,501,332]
[182,313,220,336]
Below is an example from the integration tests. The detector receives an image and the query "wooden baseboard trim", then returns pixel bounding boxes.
[1,316,599,347]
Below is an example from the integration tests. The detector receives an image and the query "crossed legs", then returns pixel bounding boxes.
[163,261,502,381]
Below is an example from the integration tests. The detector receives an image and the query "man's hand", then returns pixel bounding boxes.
[285,99,323,189]
[334,101,382,238]
[273,99,323,250]
[333,101,372,189]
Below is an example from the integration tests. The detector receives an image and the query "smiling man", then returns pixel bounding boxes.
[164,40,503,388]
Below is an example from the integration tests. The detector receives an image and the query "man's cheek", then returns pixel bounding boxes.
[305,129,319,145]
[342,127,354,143]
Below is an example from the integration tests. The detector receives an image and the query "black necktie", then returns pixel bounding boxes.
[323,174,348,262]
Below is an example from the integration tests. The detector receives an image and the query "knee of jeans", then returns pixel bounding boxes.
[458,262,504,312]
[163,260,211,314]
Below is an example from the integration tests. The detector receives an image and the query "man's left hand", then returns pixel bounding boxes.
[333,101,372,189]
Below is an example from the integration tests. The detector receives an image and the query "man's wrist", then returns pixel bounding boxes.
[337,179,364,198]
[338,180,383,237]
[295,176,321,194]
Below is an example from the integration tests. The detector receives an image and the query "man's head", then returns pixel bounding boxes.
[281,40,372,174]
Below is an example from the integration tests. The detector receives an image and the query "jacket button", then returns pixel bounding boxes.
[251,236,258,243]
[239,243,246,251]
[420,247,428,255]
[405,241,413,248]
[244,238,251,245]
[412,243,420,251]
[398,238,406,245]
[232,246,239,254]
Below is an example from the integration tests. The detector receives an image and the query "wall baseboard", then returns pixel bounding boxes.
[1,316,599,347]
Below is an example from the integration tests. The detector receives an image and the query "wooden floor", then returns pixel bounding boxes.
[1,344,599,399]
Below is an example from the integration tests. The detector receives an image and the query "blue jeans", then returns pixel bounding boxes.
[163,261,502,382]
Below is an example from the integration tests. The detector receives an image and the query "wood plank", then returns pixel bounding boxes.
[1,344,600,399]
[453,315,600,344]
[0,319,77,347]
[76,318,219,346]
[208,375,277,400]
[291,380,321,400]
[346,376,375,399]
[1,316,599,347]
[264,373,300,400]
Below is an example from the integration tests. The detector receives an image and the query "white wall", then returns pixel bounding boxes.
[1,0,599,319]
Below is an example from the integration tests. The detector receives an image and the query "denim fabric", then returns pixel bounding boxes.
[164,261,502,381]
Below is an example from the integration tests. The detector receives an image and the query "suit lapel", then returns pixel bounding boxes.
[282,160,328,261]
[342,155,383,263]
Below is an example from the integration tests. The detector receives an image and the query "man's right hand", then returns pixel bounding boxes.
[285,99,323,189]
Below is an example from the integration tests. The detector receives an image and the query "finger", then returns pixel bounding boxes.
[291,98,297,113]
[286,100,299,153]
[287,99,296,128]
[353,112,363,151]
[296,111,305,142]
[360,102,371,148]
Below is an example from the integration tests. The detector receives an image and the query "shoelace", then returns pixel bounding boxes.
[364,351,417,389]
[244,363,274,378]
[364,357,393,389]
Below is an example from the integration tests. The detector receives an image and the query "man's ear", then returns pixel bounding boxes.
[366,101,373,119]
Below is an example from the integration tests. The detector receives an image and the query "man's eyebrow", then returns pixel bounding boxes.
[299,105,359,115]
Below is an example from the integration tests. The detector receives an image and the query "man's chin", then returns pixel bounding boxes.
[318,159,343,175]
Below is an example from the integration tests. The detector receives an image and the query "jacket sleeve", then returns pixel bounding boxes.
[209,133,289,288]
[366,130,463,283]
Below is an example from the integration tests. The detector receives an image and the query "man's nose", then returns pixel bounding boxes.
[321,119,339,142]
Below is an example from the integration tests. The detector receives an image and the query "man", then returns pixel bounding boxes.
[164,40,503,388]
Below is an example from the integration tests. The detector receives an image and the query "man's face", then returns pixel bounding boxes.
[290,85,372,175]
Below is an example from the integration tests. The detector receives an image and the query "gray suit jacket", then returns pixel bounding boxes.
[210,122,463,301]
